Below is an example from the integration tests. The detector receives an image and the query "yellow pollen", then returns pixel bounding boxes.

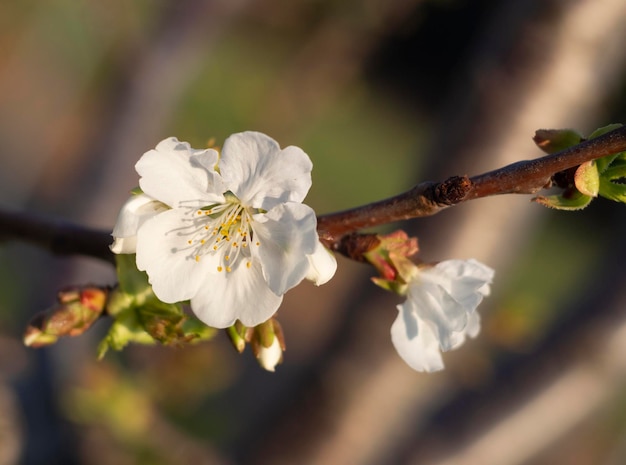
[200,239,205,244]
[225,255,230,261]
[246,262,251,269]
[197,211,202,215]
[195,255,200,262]
[226,266,232,272]
[188,240,192,245]
[217,266,223,272]
[204,226,209,230]
[256,241,260,246]
[213,245,218,251]
[232,242,237,247]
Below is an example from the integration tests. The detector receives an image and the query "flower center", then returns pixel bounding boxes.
[183,196,260,273]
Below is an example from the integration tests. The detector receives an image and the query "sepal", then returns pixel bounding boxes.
[98,254,217,357]
[533,190,593,210]
[362,231,419,291]
[533,128,583,154]
[225,318,286,371]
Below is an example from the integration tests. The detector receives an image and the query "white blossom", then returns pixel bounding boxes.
[391,259,494,372]
[111,132,336,328]
[256,337,283,372]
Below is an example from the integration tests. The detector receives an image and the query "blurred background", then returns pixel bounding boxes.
[1,0,626,464]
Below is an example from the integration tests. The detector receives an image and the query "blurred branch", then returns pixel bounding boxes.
[318,124,626,247]
[1,125,625,263]
[0,209,114,264]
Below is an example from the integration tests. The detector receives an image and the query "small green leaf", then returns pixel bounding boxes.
[371,276,408,295]
[115,254,153,302]
[574,161,599,197]
[533,129,583,154]
[181,317,217,342]
[588,123,623,140]
[595,153,622,174]
[533,190,593,210]
[601,162,626,181]
[599,178,626,203]
[97,308,155,359]
[104,254,217,355]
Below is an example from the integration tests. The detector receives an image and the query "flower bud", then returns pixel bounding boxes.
[226,321,248,353]
[249,319,286,372]
[24,286,107,347]
[533,129,583,154]
[362,230,419,293]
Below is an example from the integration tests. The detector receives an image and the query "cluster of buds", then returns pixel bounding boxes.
[24,286,108,347]
[227,318,286,372]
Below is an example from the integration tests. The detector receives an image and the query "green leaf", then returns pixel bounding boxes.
[103,254,217,355]
[533,190,593,211]
[590,124,624,173]
[574,161,599,197]
[115,254,153,303]
[588,123,623,140]
[601,162,626,181]
[97,308,155,359]
[533,129,583,154]
[599,177,626,203]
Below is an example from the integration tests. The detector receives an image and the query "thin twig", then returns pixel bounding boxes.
[317,124,626,247]
[0,210,114,264]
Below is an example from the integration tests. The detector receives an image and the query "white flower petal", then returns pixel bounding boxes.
[465,310,481,339]
[136,137,225,208]
[111,193,169,254]
[435,259,494,300]
[408,280,468,351]
[391,303,445,372]
[135,209,215,303]
[219,132,313,210]
[305,241,337,285]
[257,337,283,372]
[251,202,318,295]
[391,259,494,372]
[190,260,283,328]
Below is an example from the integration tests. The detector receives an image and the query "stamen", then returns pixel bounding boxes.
[183,199,254,273]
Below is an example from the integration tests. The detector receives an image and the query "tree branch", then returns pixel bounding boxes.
[1,125,625,261]
[318,124,626,247]
[0,210,114,264]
